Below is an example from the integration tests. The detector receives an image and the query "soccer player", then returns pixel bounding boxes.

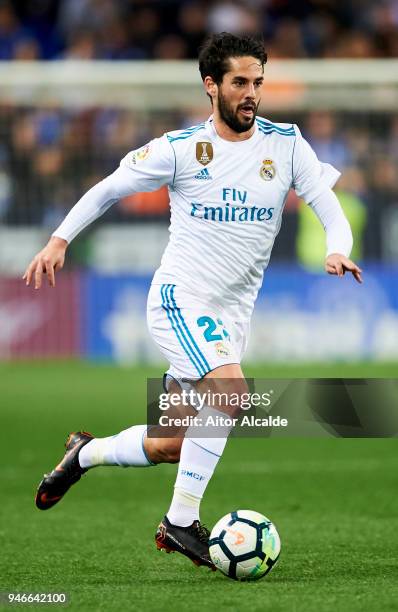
[23,33,362,570]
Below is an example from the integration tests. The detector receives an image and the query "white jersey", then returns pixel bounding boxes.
[121,115,340,318]
[53,114,353,379]
[54,114,348,321]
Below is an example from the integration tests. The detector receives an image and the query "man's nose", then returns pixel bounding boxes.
[245,83,256,98]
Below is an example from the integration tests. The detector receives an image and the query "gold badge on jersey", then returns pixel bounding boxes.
[130,144,150,165]
[260,159,276,181]
[196,142,213,166]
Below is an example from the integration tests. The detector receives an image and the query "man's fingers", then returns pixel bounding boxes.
[352,268,363,284]
[334,261,343,277]
[44,258,56,287]
[24,246,66,290]
[342,258,360,272]
[22,264,30,283]
[326,259,344,276]
[326,262,337,275]
[23,261,37,286]
[326,255,363,283]
[54,259,64,272]
[341,259,363,284]
[34,259,44,289]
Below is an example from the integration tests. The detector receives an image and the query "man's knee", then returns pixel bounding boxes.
[144,436,182,464]
[198,371,249,418]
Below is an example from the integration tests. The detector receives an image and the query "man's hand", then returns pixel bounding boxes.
[325,253,362,284]
[23,236,68,289]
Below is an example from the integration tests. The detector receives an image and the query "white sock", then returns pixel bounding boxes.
[78,425,155,468]
[167,406,232,526]
[166,486,202,527]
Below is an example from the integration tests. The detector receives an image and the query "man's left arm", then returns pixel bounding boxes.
[291,124,362,284]
[310,188,362,284]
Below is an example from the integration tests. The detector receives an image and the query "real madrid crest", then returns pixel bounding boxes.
[215,341,230,357]
[196,141,213,166]
[260,159,276,181]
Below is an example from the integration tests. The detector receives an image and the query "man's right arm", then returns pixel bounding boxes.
[23,235,68,289]
[23,136,175,289]
[23,169,126,289]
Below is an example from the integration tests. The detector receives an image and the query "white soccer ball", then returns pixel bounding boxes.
[209,510,281,580]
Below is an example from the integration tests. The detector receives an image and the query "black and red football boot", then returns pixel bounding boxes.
[35,431,93,510]
[155,515,216,570]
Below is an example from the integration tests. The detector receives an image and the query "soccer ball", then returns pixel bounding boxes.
[209,510,280,581]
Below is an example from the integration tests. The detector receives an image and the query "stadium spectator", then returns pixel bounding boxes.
[0,0,37,60]
[331,30,378,58]
[13,38,41,60]
[2,0,398,61]
[3,101,398,264]
[126,7,160,59]
[267,19,307,58]
[177,2,208,58]
[0,166,11,220]
[100,18,147,60]
[305,112,352,169]
[56,0,117,41]
[1,0,398,263]
[60,30,98,60]
[365,157,398,259]
[207,1,259,35]
[153,34,188,60]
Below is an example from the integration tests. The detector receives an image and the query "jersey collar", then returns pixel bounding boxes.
[206,114,259,144]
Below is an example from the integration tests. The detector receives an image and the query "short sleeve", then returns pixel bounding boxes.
[292,125,341,204]
[119,134,175,192]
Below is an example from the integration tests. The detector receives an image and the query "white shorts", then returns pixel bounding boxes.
[147,283,250,381]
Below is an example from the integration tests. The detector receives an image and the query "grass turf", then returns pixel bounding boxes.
[1,361,398,611]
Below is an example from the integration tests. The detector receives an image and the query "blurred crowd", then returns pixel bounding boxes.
[1,0,398,263]
[1,104,397,262]
[1,0,398,61]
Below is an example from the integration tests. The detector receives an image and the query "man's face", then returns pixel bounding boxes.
[215,56,264,133]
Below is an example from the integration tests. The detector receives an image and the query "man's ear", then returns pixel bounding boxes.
[204,76,217,99]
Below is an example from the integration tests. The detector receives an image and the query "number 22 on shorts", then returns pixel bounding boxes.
[197,316,230,342]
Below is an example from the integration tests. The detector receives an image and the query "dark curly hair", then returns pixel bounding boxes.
[198,32,267,84]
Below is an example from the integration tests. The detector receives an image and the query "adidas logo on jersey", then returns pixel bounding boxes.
[194,168,212,180]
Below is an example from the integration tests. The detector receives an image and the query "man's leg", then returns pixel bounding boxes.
[166,363,246,526]
[78,380,188,469]
[35,427,185,510]
[78,425,158,468]
[155,364,247,567]
[35,380,190,510]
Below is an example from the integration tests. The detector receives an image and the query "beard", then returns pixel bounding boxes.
[217,91,258,134]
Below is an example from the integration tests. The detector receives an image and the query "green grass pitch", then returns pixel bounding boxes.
[1,361,398,612]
